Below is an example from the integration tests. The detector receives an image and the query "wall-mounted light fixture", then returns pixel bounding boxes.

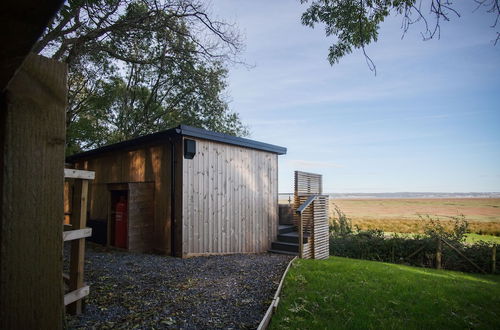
[184,139,196,159]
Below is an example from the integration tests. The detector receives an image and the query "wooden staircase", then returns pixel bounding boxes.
[268,225,310,255]
[269,171,329,259]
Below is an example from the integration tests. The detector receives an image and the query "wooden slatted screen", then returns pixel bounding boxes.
[293,171,329,259]
[312,196,329,259]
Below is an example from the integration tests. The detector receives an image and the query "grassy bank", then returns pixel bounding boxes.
[270,257,500,330]
[383,232,500,244]
[465,233,500,244]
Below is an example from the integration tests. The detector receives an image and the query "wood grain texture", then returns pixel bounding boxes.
[0,53,66,329]
[127,182,154,253]
[293,171,329,260]
[68,179,88,314]
[63,228,92,241]
[312,196,329,260]
[74,143,172,254]
[64,285,89,306]
[182,138,279,256]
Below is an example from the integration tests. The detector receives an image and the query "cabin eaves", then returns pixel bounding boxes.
[66,124,287,162]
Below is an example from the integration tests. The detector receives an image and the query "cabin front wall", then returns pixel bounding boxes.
[73,142,174,254]
[181,138,279,256]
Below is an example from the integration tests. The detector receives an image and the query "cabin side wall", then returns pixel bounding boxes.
[181,138,279,256]
[73,142,173,254]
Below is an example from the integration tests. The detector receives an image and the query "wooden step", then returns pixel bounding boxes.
[268,249,298,256]
[277,232,309,244]
[278,225,295,235]
[271,241,299,252]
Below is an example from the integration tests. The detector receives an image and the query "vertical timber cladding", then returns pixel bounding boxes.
[128,182,155,252]
[182,137,279,256]
[1,54,66,329]
[74,143,173,254]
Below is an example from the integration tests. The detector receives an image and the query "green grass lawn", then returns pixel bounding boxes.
[384,232,500,244]
[465,233,500,244]
[270,257,500,330]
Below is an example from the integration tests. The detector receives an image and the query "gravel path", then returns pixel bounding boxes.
[66,243,292,329]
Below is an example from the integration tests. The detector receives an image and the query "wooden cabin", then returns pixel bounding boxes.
[66,125,287,257]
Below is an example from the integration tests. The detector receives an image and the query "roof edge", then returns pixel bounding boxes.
[66,125,287,162]
[177,125,287,155]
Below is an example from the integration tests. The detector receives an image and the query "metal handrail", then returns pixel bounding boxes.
[295,195,318,215]
[296,195,329,214]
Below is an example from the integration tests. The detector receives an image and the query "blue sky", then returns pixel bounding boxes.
[211,1,500,193]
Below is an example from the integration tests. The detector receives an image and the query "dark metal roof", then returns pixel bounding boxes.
[176,125,287,155]
[1,0,65,91]
[66,125,287,162]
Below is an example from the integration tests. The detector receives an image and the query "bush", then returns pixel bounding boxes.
[329,204,353,237]
[422,214,469,243]
[329,209,498,274]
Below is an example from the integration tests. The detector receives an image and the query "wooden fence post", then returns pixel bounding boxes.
[1,53,66,329]
[436,238,442,270]
[68,179,89,314]
[493,245,497,274]
[440,238,487,274]
[299,213,303,258]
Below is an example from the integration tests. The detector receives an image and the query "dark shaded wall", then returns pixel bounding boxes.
[73,142,176,255]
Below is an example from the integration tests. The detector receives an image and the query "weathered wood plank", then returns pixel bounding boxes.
[73,143,172,254]
[1,53,66,329]
[64,168,95,180]
[64,286,90,306]
[127,182,154,253]
[68,179,88,315]
[63,228,92,242]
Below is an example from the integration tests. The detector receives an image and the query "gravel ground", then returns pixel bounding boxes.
[65,243,292,329]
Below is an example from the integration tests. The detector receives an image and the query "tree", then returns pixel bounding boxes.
[300,0,500,73]
[34,0,248,154]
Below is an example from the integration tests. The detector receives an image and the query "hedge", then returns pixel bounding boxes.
[329,206,498,274]
[329,231,497,274]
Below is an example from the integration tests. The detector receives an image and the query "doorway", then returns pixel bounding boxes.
[108,182,155,252]
[110,189,128,249]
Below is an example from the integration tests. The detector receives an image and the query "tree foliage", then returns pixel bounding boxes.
[35,0,248,154]
[301,0,500,73]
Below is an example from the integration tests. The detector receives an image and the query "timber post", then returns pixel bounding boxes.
[436,237,442,270]
[493,245,497,274]
[68,179,88,314]
[299,213,304,258]
[0,54,67,329]
[64,169,94,315]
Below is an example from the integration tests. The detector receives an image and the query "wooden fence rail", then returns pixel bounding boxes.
[64,168,94,315]
[405,237,497,274]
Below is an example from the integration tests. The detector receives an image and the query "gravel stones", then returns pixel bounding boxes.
[66,244,292,329]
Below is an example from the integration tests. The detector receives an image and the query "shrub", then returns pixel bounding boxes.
[422,214,469,243]
[329,204,353,237]
[329,210,498,274]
